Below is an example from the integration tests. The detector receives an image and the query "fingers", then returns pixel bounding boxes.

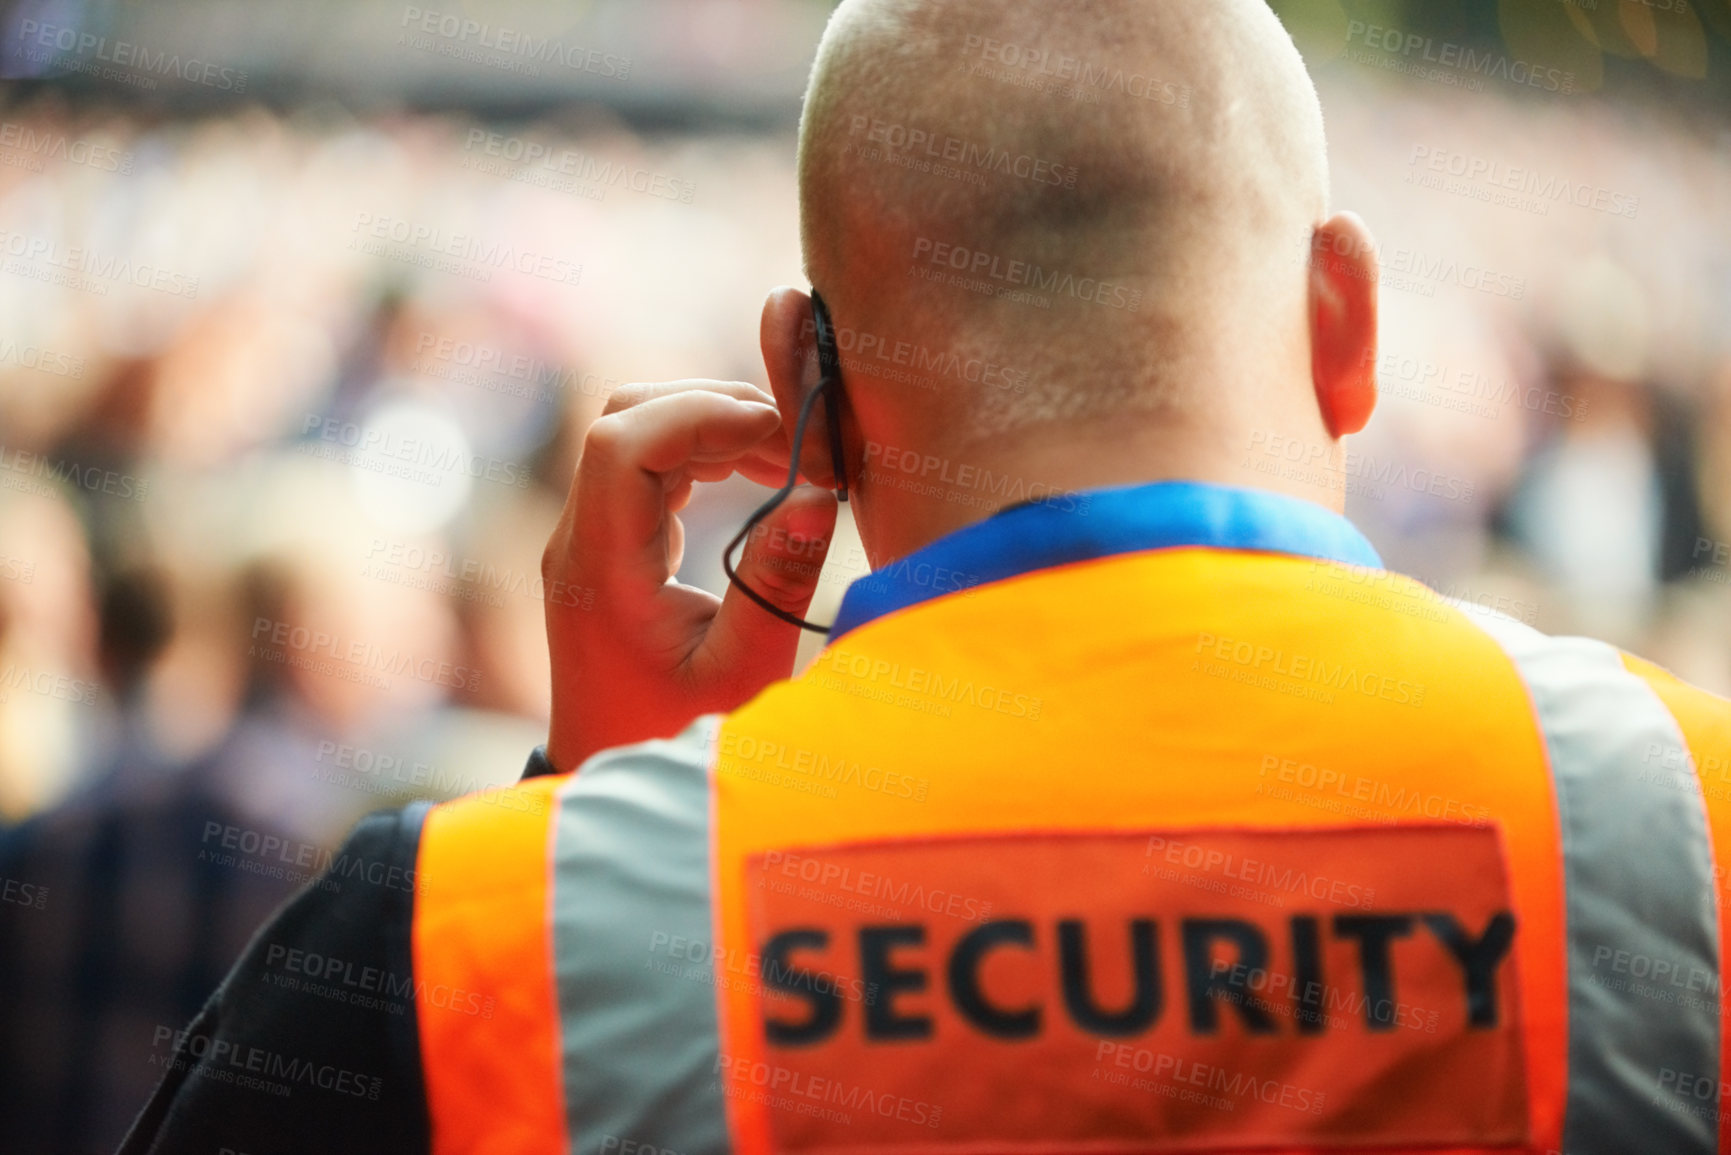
[604,378,792,484]
[542,374,841,777]
[696,485,838,690]
[602,378,771,417]
[572,389,784,593]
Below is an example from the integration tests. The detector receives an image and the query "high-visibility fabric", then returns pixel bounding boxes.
[549,726,730,1155]
[712,543,1576,1155]
[1622,654,1731,1155]
[1471,616,1719,1154]
[415,775,568,1155]
[406,481,1731,1155]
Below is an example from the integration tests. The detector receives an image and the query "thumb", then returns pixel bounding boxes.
[698,486,839,694]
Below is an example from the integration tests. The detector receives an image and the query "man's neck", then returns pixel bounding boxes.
[856,417,1347,567]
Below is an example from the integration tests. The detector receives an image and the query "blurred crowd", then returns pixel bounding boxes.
[0,59,1727,1152]
[0,92,813,1150]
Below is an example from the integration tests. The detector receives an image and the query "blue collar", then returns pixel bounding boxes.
[829,480,1383,640]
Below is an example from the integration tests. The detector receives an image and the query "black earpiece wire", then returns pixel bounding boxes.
[720,291,849,634]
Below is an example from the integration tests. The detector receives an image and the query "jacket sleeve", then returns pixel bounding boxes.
[117,802,434,1155]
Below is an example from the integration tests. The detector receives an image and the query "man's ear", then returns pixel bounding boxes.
[761,286,846,488]
[1308,212,1379,439]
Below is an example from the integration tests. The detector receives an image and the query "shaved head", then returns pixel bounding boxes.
[798,0,1332,444]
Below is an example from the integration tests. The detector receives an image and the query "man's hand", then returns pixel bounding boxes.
[542,379,838,773]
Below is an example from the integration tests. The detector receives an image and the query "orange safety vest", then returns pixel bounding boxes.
[411,481,1731,1155]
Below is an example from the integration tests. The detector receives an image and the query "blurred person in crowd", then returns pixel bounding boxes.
[1506,368,1705,646]
[0,564,292,1155]
[0,488,100,820]
[118,4,1731,1155]
[1694,356,1731,562]
[374,487,559,810]
[0,460,474,1153]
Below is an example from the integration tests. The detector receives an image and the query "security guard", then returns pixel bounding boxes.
[123,1,1731,1154]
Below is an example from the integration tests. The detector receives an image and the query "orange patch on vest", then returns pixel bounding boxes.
[734,825,1528,1153]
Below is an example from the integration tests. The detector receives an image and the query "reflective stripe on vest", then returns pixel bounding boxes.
[1624,653,1731,1155]
[550,722,728,1154]
[416,735,731,1154]
[1471,613,1721,1154]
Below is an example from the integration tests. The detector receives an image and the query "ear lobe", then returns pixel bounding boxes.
[760,286,842,487]
[1309,212,1379,439]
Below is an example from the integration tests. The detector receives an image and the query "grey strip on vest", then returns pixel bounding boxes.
[1471,612,1720,1155]
[552,718,728,1155]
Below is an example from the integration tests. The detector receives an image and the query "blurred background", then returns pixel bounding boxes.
[0,0,1728,1149]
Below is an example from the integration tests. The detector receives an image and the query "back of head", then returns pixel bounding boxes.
[799,0,1331,447]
